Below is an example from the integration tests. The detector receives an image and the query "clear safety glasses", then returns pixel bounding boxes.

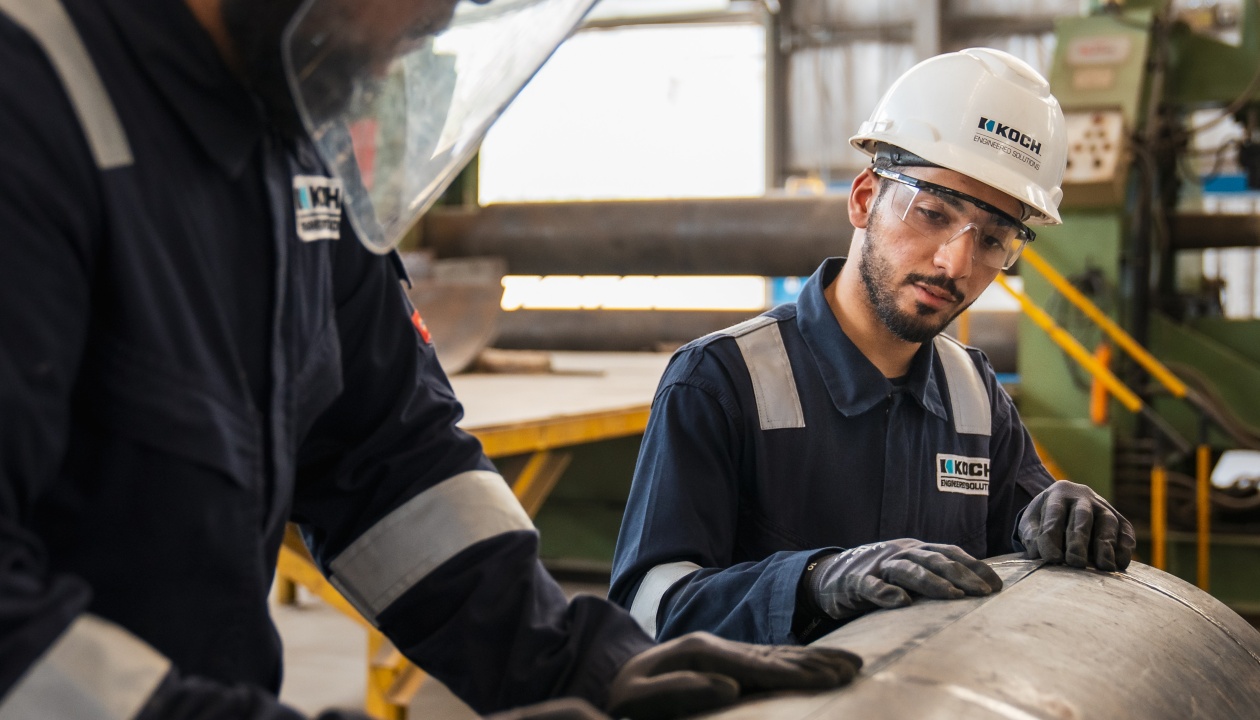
[872,167,1035,270]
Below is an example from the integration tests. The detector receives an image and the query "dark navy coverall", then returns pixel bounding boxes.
[0,0,650,715]
[610,258,1053,646]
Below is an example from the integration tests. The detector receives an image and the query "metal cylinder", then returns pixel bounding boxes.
[421,196,854,276]
[707,557,1260,719]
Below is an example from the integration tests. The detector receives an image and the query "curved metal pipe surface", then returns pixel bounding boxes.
[705,556,1260,719]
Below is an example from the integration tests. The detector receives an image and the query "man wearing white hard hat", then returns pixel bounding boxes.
[0,0,865,718]
[611,48,1137,646]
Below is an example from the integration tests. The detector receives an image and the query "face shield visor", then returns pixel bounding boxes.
[283,0,597,254]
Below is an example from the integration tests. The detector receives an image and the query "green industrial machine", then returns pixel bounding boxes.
[1023,0,1260,611]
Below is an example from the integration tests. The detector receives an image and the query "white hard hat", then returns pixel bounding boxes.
[849,47,1066,225]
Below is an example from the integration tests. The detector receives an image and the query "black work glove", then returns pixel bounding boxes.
[135,668,371,720]
[806,539,1003,620]
[484,697,610,720]
[1016,480,1136,571]
[606,631,862,720]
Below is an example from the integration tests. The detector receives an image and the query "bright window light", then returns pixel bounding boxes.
[501,275,769,311]
[499,274,1024,313]
[478,22,766,203]
[587,0,731,22]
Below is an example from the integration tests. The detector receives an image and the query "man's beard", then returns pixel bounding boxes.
[859,204,967,344]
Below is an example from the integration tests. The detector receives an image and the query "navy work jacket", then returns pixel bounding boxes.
[0,0,648,714]
[610,258,1053,646]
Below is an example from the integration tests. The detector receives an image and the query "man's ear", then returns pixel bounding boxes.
[849,169,877,229]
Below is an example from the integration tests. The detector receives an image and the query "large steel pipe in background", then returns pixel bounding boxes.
[421,196,854,276]
[421,197,1018,370]
[707,557,1260,719]
[492,307,1020,373]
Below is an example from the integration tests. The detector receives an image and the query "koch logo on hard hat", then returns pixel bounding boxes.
[974,117,1042,172]
[936,453,990,496]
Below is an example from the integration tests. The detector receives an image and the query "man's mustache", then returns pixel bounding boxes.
[905,273,963,303]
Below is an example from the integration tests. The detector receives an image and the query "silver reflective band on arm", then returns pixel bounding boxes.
[329,470,535,622]
[628,561,701,639]
[0,614,171,720]
[0,0,133,169]
[728,317,805,430]
[934,335,991,436]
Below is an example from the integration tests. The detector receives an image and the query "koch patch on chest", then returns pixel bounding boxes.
[293,175,343,241]
[936,453,990,495]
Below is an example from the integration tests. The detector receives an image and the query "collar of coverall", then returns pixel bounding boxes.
[796,258,951,422]
[101,0,265,178]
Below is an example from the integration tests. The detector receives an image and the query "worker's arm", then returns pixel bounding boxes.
[0,10,103,701]
[0,17,357,719]
[610,378,819,646]
[290,235,657,714]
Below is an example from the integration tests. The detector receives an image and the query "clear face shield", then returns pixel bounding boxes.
[283,0,598,254]
[872,167,1034,271]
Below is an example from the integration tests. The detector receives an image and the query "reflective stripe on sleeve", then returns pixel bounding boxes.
[732,319,805,430]
[329,470,535,622]
[0,0,133,169]
[934,335,991,436]
[628,561,701,639]
[0,614,171,720]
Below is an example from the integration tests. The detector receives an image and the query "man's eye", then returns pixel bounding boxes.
[980,234,1008,251]
[912,205,950,226]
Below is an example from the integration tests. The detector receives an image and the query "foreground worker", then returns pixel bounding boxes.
[611,48,1137,645]
[0,0,863,718]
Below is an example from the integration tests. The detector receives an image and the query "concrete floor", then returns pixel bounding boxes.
[273,578,611,719]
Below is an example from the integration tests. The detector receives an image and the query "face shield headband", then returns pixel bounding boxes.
[283,0,599,254]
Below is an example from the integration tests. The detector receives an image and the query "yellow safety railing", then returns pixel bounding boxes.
[994,274,1142,414]
[1017,247,1214,587]
[1020,248,1190,398]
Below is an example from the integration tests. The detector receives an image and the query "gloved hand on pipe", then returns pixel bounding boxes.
[1015,480,1136,571]
[135,667,373,720]
[605,631,862,720]
[805,539,1003,620]
[484,697,611,720]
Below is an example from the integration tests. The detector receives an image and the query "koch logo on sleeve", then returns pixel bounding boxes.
[936,453,990,495]
[293,175,344,242]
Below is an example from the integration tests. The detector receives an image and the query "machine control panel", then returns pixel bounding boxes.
[1061,109,1128,207]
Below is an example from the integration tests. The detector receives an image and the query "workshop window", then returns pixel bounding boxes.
[477,21,767,203]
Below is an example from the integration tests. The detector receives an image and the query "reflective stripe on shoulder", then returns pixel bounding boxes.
[697,315,806,430]
[329,470,534,623]
[628,561,701,639]
[0,0,132,169]
[934,335,991,436]
[731,320,805,430]
[706,315,775,341]
[0,614,170,720]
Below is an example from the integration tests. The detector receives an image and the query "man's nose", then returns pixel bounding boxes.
[933,226,977,279]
